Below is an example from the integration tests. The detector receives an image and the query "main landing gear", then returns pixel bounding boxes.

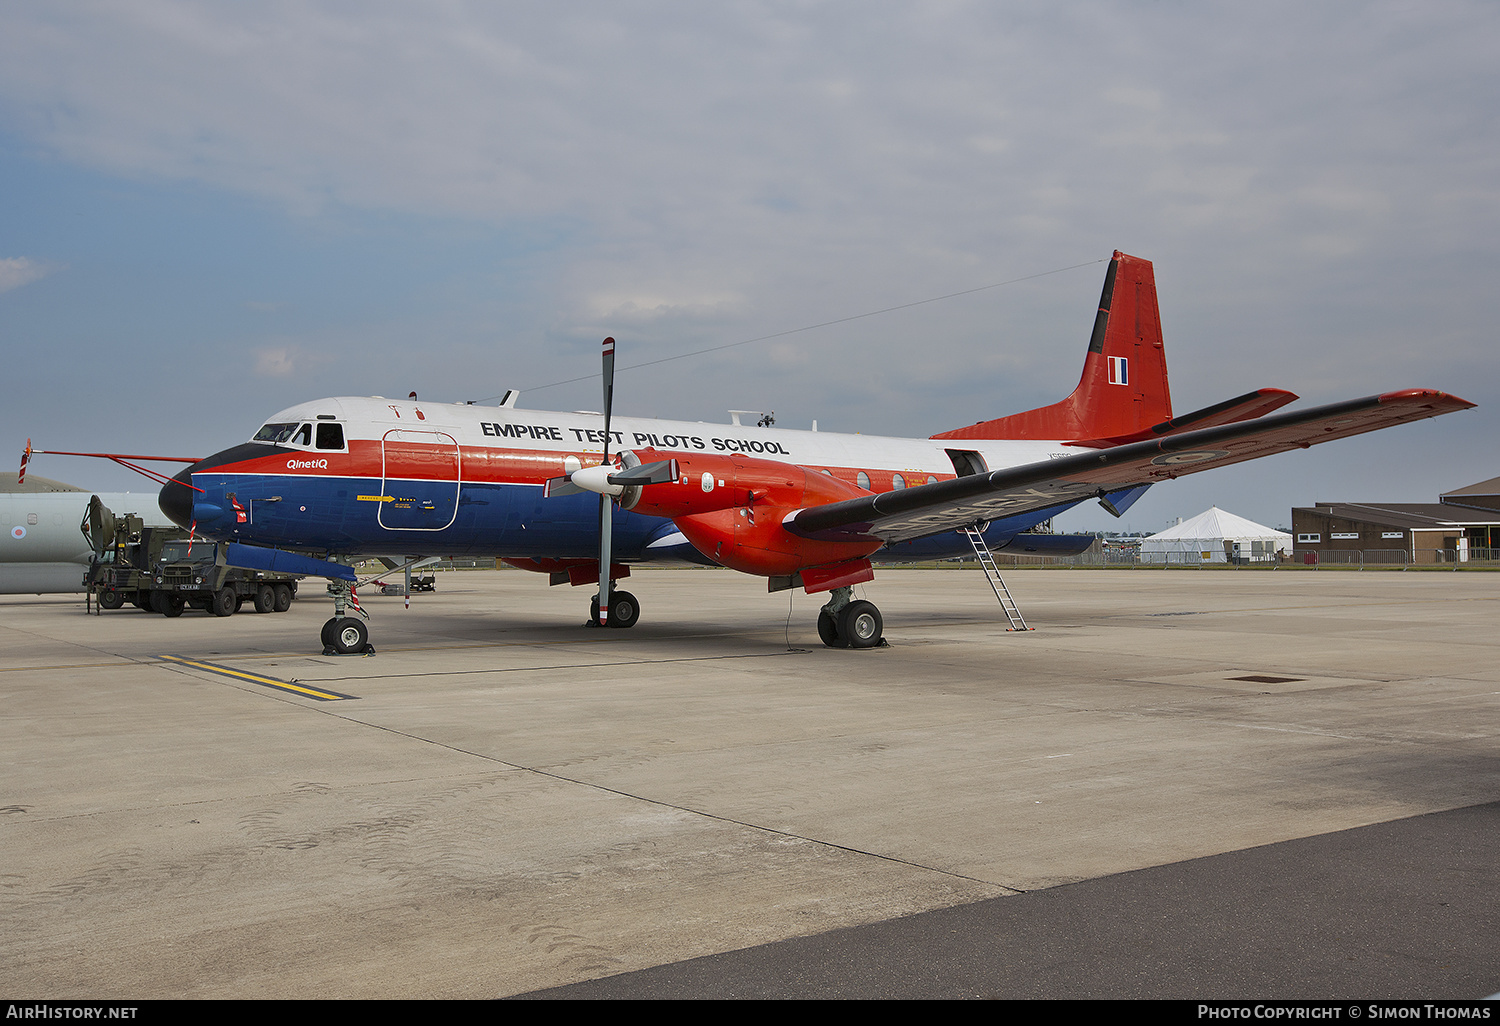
[588,588,641,629]
[816,586,884,649]
[322,577,373,656]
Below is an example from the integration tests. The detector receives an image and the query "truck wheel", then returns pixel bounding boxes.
[97,588,124,610]
[134,591,152,611]
[153,591,184,617]
[253,585,275,613]
[273,583,293,612]
[211,587,236,617]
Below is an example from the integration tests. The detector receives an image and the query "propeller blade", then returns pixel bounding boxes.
[601,337,615,463]
[607,458,679,486]
[543,475,585,498]
[598,337,616,626]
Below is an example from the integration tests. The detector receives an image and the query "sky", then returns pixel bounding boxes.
[1,1,1496,534]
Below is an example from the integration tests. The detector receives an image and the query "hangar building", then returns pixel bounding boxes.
[1291,475,1500,564]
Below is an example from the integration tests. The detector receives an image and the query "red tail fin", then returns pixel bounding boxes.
[932,251,1172,441]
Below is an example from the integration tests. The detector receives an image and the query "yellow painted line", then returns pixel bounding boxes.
[158,654,357,701]
[356,494,394,502]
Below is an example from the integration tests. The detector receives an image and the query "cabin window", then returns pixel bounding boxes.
[316,423,346,450]
[891,474,906,490]
[856,472,871,490]
[926,476,937,485]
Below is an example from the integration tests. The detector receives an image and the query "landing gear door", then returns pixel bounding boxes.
[379,430,461,531]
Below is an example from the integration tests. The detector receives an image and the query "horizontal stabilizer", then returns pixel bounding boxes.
[989,533,1098,557]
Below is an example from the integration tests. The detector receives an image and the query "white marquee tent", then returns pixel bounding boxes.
[1140,507,1292,564]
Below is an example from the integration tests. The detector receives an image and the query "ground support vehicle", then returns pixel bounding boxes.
[83,500,302,617]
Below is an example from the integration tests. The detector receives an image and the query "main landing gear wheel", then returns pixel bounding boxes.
[839,600,883,649]
[322,617,370,654]
[816,586,884,649]
[817,609,845,648]
[590,590,641,629]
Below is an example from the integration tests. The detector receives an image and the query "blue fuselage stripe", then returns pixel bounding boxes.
[189,474,1076,562]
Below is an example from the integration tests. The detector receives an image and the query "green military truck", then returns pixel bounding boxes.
[83,497,301,617]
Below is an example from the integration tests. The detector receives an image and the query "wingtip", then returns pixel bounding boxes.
[1376,388,1476,410]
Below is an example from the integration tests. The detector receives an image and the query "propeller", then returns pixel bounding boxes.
[540,337,681,626]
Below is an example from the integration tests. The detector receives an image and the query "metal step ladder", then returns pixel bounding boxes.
[962,527,1031,631]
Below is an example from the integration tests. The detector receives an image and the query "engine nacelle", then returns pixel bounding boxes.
[673,505,883,578]
[620,449,869,519]
[620,449,884,578]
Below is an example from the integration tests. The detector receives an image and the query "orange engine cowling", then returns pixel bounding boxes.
[621,449,883,578]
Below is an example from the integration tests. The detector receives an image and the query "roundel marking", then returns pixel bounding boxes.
[11,526,25,539]
[701,472,715,493]
[1151,449,1230,466]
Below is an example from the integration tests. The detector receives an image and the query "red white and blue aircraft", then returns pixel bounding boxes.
[142,251,1471,653]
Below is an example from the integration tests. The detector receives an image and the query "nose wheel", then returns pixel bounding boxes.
[321,577,373,655]
[322,617,370,655]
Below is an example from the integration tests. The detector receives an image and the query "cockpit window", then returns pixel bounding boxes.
[294,423,312,447]
[254,422,301,443]
[315,423,345,450]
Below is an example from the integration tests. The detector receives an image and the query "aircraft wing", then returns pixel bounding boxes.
[1066,387,1299,448]
[788,389,1474,545]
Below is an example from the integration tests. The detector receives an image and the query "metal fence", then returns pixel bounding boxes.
[977,547,1500,569]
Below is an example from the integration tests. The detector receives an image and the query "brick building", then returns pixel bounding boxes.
[1291,475,1500,564]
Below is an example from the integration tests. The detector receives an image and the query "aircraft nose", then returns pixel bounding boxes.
[159,465,196,528]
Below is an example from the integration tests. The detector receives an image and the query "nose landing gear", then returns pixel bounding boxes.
[322,578,373,655]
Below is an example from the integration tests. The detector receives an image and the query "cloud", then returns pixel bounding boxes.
[0,257,53,293]
[0,2,1495,524]
[253,346,298,377]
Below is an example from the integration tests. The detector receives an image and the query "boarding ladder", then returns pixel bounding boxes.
[962,527,1031,631]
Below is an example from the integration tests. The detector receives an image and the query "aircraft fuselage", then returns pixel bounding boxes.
[160,396,1086,563]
